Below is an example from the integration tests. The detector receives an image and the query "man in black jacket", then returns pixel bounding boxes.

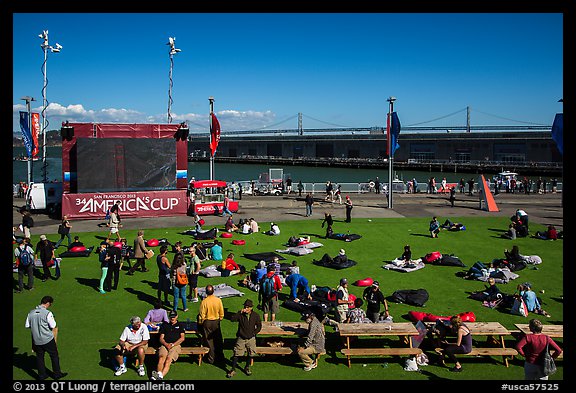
[227,299,262,378]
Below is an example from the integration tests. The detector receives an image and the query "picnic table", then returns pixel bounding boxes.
[430,321,518,367]
[337,322,422,367]
[514,323,563,338]
[250,321,321,365]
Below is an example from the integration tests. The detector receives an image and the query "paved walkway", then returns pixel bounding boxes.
[12,191,563,236]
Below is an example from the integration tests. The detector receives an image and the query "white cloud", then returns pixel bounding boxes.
[14,102,277,134]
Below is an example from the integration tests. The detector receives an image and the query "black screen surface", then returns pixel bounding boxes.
[76,138,177,192]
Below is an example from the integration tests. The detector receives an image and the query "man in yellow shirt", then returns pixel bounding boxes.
[198,284,225,364]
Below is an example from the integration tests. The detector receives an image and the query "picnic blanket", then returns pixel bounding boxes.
[382,258,425,273]
[312,257,357,270]
[243,252,286,263]
[197,283,244,299]
[276,247,314,256]
[198,264,222,278]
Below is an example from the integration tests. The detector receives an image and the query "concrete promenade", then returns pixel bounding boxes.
[12,191,563,236]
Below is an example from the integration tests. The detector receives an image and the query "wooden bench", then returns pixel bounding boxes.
[435,347,518,367]
[144,346,209,366]
[341,347,423,368]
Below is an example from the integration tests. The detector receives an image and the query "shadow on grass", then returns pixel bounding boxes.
[124,286,159,306]
[75,277,102,292]
[12,347,39,379]
[410,233,434,238]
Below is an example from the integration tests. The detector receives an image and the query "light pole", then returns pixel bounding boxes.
[167,37,181,124]
[39,30,62,183]
[20,96,36,188]
[387,96,396,209]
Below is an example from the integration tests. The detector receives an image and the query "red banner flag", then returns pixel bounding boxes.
[210,113,221,157]
[31,112,40,158]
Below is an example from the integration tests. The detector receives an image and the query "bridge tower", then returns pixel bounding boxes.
[298,112,303,135]
[467,106,471,133]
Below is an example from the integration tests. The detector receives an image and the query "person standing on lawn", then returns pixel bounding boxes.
[25,295,67,380]
[515,318,562,380]
[198,284,225,364]
[127,230,150,275]
[362,281,390,323]
[344,195,353,222]
[226,299,262,378]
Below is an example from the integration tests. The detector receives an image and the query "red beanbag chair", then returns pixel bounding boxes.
[297,239,310,246]
[354,277,374,287]
[424,313,450,322]
[198,219,205,226]
[70,245,87,252]
[221,232,233,238]
[146,238,159,247]
[407,311,428,322]
[407,310,476,323]
[457,311,476,322]
[424,251,442,263]
[232,239,246,245]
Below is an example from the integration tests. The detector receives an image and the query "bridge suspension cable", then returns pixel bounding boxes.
[404,108,468,127]
[472,109,549,126]
[301,113,353,128]
[252,114,299,130]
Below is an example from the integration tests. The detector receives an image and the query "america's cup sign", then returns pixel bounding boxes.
[62,190,188,219]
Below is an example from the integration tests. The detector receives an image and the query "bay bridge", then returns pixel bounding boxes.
[186,107,561,176]
[188,106,553,136]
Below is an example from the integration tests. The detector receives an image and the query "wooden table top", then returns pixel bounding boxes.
[337,322,419,337]
[461,322,510,336]
[259,321,309,336]
[515,324,563,338]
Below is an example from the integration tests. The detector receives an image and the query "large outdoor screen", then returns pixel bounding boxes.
[76,138,177,192]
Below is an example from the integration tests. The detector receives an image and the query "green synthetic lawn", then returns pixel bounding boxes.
[12,216,563,381]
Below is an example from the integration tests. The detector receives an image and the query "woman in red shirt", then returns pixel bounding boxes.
[221,253,241,277]
[515,318,562,380]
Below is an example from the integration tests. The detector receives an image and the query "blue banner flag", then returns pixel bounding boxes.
[551,113,563,155]
[19,111,35,157]
[390,111,401,157]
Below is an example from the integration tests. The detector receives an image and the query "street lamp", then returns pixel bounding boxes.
[167,37,182,124]
[20,96,36,189]
[39,30,62,183]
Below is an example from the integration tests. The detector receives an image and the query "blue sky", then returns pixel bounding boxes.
[12,13,563,134]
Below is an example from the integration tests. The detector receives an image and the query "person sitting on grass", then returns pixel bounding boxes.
[533,225,558,240]
[501,222,517,240]
[429,217,440,238]
[264,222,281,236]
[220,253,242,277]
[399,245,412,263]
[225,216,239,232]
[518,283,551,317]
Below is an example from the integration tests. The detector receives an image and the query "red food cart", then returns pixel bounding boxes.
[188,180,239,216]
